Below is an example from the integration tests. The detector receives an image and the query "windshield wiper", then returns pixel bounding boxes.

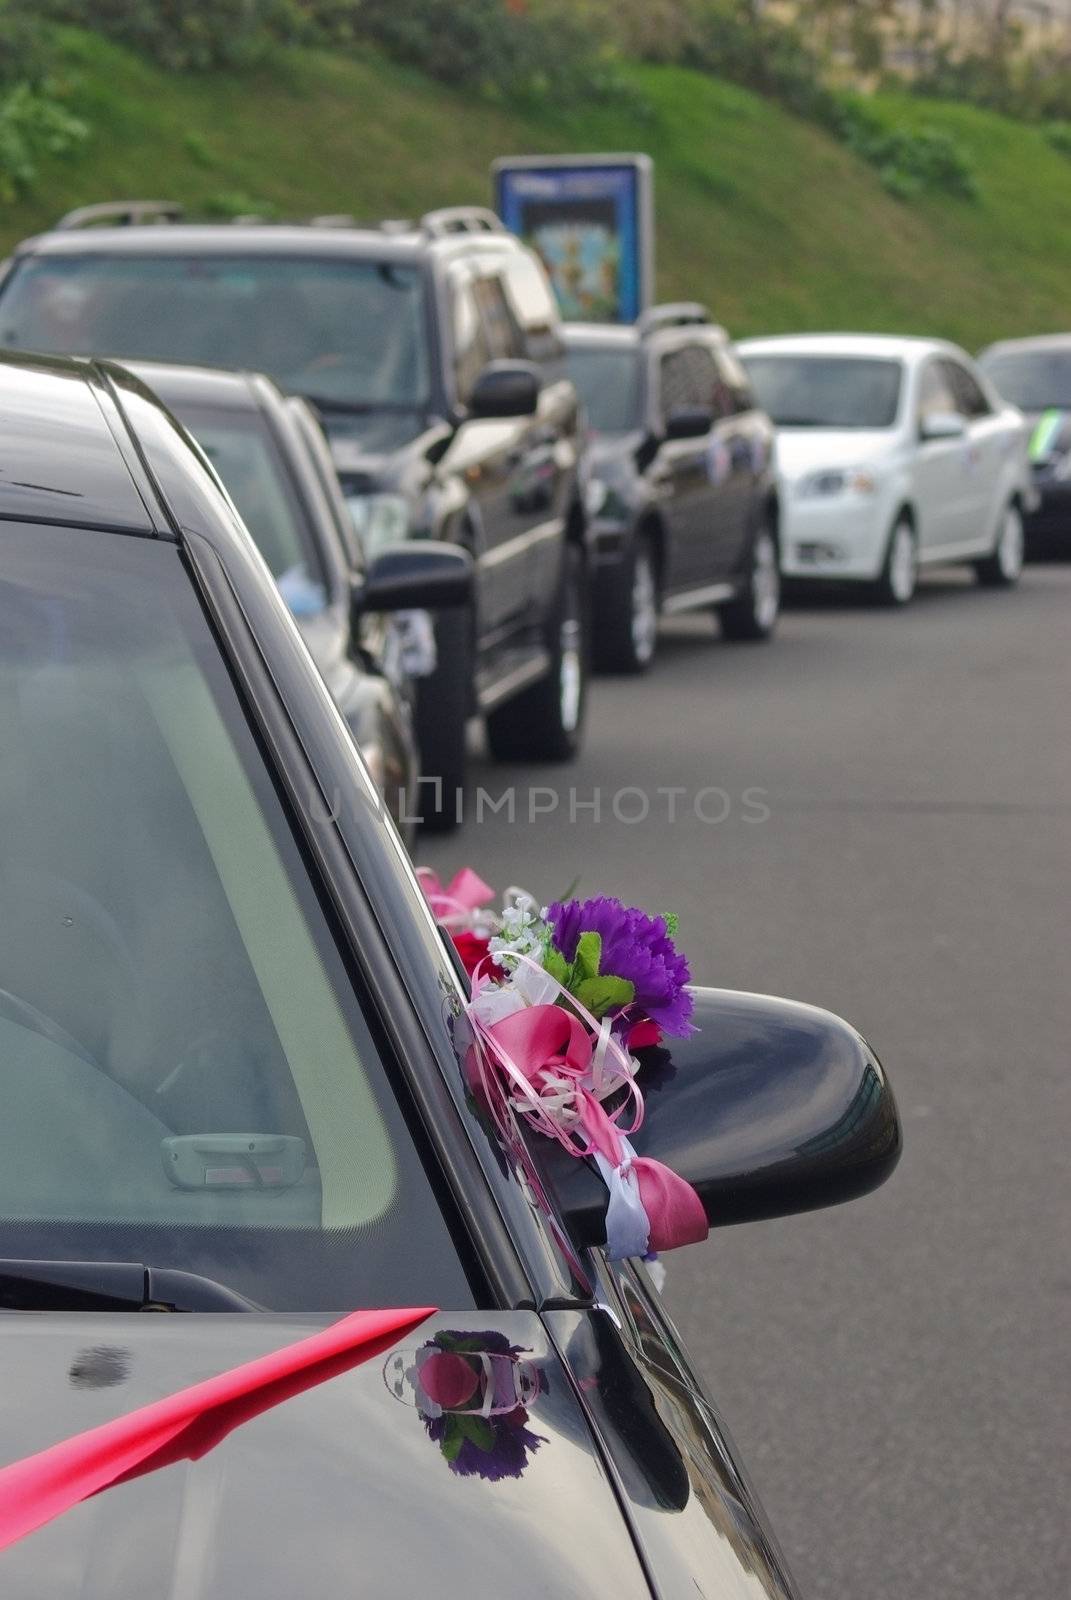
[0,1259,261,1313]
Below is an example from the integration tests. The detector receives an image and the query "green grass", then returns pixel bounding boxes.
[3,31,1071,349]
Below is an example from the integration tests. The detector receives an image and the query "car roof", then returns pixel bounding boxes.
[736,332,956,364]
[0,351,157,535]
[980,333,1071,356]
[123,359,265,411]
[14,220,531,270]
[562,323,641,348]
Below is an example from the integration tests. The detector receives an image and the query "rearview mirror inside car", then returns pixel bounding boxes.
[543,987,901,1246]
[355,541,473,613]
[469,361,541,419]
[665,405,715,440]
[920,410,967,442]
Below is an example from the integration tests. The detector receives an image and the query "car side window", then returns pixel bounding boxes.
[917,360,958,427]
[472,273,524,363]
[660,345,713,425]
[942,359,991,419]
[450,271,492,405]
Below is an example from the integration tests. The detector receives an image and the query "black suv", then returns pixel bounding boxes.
[565,306,780,673]
[0,202,588,827]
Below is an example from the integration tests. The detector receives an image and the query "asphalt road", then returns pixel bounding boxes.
[420,561,1071,1600]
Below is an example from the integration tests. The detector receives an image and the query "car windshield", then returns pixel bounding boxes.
[741,354,903,428]
[566,344,643,434]
[0,254,431,411]
[0,521,471,1311]
[168,401,328,616]
[980,347,1071,410]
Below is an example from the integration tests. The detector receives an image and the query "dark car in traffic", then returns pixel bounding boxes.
[979,333,1071,553]
[127,360,421,837]
[0,351,901,1597]
[565,306,780,672]
[0,201,590,827]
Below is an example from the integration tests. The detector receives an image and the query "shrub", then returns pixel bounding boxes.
[0,81,88,203]
[833,100,978,201]
[40,0,302,71]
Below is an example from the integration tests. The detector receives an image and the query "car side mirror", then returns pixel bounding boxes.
[354,541,473,614]
[665,405,714,440]
[469,361,541,420]
[543,987,901,1245]
[920,410,966,442]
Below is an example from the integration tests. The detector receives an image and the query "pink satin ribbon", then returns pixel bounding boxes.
[468,954,708,1257]
[415,866,495,931]
[0,1305,435,1553]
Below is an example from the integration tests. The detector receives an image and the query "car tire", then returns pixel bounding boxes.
[718,524,780,641]
[593,528,659,674]
[486,543,587,762]
[414,606,471,833]
[873,517,918,607]
[975,502,1025,588]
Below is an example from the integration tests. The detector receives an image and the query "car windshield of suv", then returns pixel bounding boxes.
[0,521,472,1311]
[742,354,903,428]
[566,344,643,434]
[0,254,430,411]
[170,402,328,616]
[980,348,1071,410]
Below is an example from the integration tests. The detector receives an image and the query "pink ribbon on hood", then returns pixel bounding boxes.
[0,1305,435,1553]
[415,866,495,931]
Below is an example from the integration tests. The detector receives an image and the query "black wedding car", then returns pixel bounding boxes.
[0,353,900,1597]
[566,307,780,672]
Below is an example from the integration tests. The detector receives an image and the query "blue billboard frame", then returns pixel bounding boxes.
[493,153,654,325]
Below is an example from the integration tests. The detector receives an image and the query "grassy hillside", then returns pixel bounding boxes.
[3,30,1071,349]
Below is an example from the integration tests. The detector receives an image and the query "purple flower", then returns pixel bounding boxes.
[546,896,695,1037]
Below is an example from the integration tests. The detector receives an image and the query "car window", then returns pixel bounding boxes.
[941,359,991,419]
[917,360,959,423]
[980,346,1071,409]
[0,254,431,411]
[565,343,643,434]
[164,401,329,615]
[472,273,524,362]
[659,344,715,424]
[0,522,474,1312]
[450,271,493,404]
[742,355,903,428]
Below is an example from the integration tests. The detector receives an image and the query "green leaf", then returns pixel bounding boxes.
[456,1413,495,1451]
[543,945,570,985]
[440,1423,463,1462]
[662,912,680,939]
[573,974,635,1018]
[574,930,602,981]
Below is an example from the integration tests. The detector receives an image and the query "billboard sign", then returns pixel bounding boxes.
[493,153,653,325]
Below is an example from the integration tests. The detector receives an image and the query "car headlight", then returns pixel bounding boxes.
[346,493,411,554]
[796,468,878,498]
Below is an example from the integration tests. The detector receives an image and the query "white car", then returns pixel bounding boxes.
[737,334,1034,604]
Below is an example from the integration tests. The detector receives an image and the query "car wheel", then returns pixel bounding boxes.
[975,502,1025,588]
[593,529,658,674]
[718,524,780,641]
[486,543,587,762]
[414,606,471,832]
[873,517,918,607]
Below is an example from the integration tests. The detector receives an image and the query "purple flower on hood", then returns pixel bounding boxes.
[546,896,695,1037]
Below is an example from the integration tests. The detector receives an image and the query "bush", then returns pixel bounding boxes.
[0,81,88,203]
[0,0,59,87]
[833,100,978,201]
[1044,122,1071,159]
[40,0,303,71]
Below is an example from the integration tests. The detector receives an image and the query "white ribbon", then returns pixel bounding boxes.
[593,1137,651,1261]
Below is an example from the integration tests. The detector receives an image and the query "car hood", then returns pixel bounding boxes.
[773,428,896,482]
[0,1311,650,1600]
[319,409,438,488]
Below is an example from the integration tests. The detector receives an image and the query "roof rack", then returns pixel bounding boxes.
[637,303,713,336]
[420,206,503,238]
[54,200,185,231]
[310,213,359,229]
